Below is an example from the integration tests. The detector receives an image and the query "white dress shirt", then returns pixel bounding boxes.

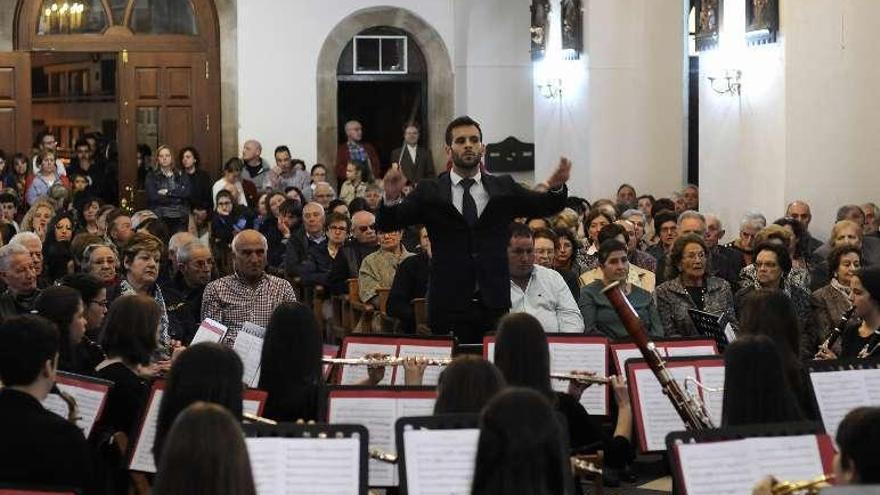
[449,169,489,219]
[510,265,585,333]
[406,144,418,164]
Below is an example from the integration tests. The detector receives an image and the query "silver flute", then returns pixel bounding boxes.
[322,356,453,366]
[550,373,610,385]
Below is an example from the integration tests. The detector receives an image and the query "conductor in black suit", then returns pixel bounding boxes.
[390,122,436,185]
[377,116,571,343]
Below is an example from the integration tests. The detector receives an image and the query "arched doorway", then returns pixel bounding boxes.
[316,7,454,183]
[2,0,221,203]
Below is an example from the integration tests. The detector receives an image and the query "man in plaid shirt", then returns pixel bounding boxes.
[201,229,297,344]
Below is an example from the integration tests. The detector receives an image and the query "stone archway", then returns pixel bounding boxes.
[316,6,454,180]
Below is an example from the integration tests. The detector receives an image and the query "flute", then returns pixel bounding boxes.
[322,357,453,366]
[550,373,610,385]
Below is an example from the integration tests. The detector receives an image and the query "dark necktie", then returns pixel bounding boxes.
[460,178,478,227]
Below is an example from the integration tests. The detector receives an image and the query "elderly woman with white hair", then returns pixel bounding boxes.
[0,243,40,322]
[725,211,767,266]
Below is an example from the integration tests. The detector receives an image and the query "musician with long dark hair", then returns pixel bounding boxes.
[721,335,804,426]
[493,312,634,472]
[434,355,505,415]
[839,265,880,359]
[471,388,573,495]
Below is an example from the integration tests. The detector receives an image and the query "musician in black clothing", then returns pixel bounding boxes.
[387,225,431,334]
[840,266,880,359]
[0,315,95,493]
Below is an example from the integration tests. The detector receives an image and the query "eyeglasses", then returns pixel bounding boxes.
[683,252,706,261]
[356,224,376,233]
[328,225,348,232]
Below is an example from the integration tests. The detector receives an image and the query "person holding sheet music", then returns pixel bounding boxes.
[434,355,506,414]
[258,302,324,422]
[836,266,880,359]
[471,387,573,495]
[654,233,734,337]
[751,406,880,493]
[34,285,104,376]
[493,312,635,473]
[154,343,244,467]
[92,294,160,494]
[579,239,664,338]
[0,315,96,494]
[811,244,860,358]
[153,402,257,495]
[721,335,805,426]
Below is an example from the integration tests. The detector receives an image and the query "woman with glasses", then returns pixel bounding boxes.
[654,233,735,336]
[61,273,109,340]
[81,241,120,286]
[211,189,253,276]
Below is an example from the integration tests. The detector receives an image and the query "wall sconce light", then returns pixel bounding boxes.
[537,77,563,99]
[707,69,742,95]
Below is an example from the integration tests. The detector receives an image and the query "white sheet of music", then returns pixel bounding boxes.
[810,368,880,439]
[665,345,716,357]
[129,389,164,473]
[485,343,495,362]
[339,343,398,385]
[613,348,646,372]
[328,397,397,486]
[403,428,480,495]
[633,366,695,451]
[233,322,266,388]
[247,437,361,495]
[549,342,608,415]
[394,344,453,386]
[243,399,261,416]
[190,318,228,346]
[695,365,725,427]
[677,434,824,495]
[57,381,107,437]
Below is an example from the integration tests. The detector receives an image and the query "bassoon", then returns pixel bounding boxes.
[602,281,715,430]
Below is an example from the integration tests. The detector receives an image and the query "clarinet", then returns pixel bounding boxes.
[857,329,880,359]
[602,281,714,430]
[818,307,855,354]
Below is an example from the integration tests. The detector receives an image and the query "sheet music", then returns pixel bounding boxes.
[677,435,825,495]
[403,428,480,495]
[46,381,108,438]
[339,343,397,385]
[613,347,646,372]
[243,399,261,416]
[328,397,398,486]
[549,342,608,415]
[190,318,228,346]
[665,345,716,357]
[485,343,495,362]
[394,344,453,386]
[695,365,725,427]
[233,322,266,388]
[129,389,164,473]
[810,368,879,439]
[247,437,361,495]
[633,366,694,451]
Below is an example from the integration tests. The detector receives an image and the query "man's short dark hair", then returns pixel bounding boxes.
[325,211,351,231]
[0,315,59,386]
[508,222,533,244]
[836,407,880,483]
[278,199,301,218]
[274,145,291,156]
[445,116,483,146]
[598,239,628,265]
[74,138,89,150]
[653,209,678,230]
[106,208,127,233]
[836,204,865,223]
[0,192,18,208]
[598,223,629,245]
[532,228,558,244]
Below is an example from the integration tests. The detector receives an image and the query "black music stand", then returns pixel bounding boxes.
[242,422,369,495]
[687,308,731,351]
[395,414,479,495]
[666,421,826,495]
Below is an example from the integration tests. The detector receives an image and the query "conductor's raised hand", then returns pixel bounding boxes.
[383,163,405,202]
[545,156,572,189]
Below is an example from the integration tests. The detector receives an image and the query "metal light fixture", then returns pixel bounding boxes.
[707,69,742,95]
[537,77,563,99]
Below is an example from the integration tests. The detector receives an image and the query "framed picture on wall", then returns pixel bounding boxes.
[695,0,723,51]
[745,0,778,45]
[530,0,551,61]
[560,0,583,60]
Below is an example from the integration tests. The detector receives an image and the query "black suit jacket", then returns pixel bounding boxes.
[376,172,567,316]
[391,145,435,183]
[0,388,95,493]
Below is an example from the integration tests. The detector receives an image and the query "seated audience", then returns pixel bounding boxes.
[721,335,804,426]
[811,244,859,357]
[153,343,244,466]
[579,224,655,291]
[433,355,505,415]
[735,242,819,360]
[725,211,766,266]
[646,209,678,266]
[20,198,54,242]
[202,230,297,343]
[532,227,579,299]
[494,312,634,470]
[212,157,249,207]
[93,294,160,493]
[810,219,867,289]
[0,315,95,493]
[283,201,326,275]
[339,159,372,205]
[739,224,810,291]
[106,209,133,251]
[35,285,103,375]
[61,273,108,340]
[163,231,197,285]
[10,231,48,287]
[703,213,745,289]
[297,211,349,288]
[311,181,336,210]
[364,183,383,211]
[81,241,120,286]
[508,223,584,333]
[575,208,613,272]
[262,198,301,269]
[259,302,323,422]
[70,232,103,271]
[26,149,69,207]
[152,402,256,495]
[327,210,379,295]
[617,218,656,273]
[266,145,309,194]
[0,243,40,323]
[580,239,663,337]
[387,225,431,334]
[785,200,824,254]
[654,233,734,336]
[163,240,214,344]
[813,205,880,267]
[553,225,582,277]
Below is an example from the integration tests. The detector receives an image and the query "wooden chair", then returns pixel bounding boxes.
[372,288,400,333]
[346,278,375,333]
[412,297,431,335]
[312,284,327,337]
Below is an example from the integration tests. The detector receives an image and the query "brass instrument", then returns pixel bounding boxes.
[602,281,715,430]
[322,357,452,367]
[571,455,603,476]
[550,373,610,385]
[368,448,398,464]
[771,474,833,494]
[857,329,880,359]
[817,307,855,356]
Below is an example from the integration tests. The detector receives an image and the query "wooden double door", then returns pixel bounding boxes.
[0,50,219,204]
